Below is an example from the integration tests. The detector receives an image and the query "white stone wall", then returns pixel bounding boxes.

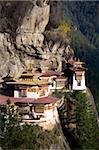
[14,90,19,98]
[72,72,86,90]
[14,88,49,99]
[27,91,39,98]
[43,104,59,130]
[45,107,54,120]
[38,88,49,98]
[45,90,49,97]
[40,76,57,92]
[21,103,60,130]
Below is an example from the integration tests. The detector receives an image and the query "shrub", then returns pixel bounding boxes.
[58,21,71,39]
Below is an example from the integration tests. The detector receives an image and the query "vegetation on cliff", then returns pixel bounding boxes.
[53,90,99,150]
[61,1,99,112]
[0,124,60,150]
[0,104,63,150]
[0,92,98,150]
[73,91,99,150]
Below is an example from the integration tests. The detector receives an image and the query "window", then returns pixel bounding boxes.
[18,106,29,114]
[57,81,64,87]
[27,88,36,92]
[31,88,36,92]
[77,81,81,86]
[39,89,45,96]
[52,83,54,87]
[20,89,26,97]
[75,72,82,80]
[34,105,44,113]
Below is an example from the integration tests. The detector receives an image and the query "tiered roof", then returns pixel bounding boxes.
[40,71,60,77]
[6,71,48,87]
[69,67,86,72]
[55,76,67,81]
[67,58,87,72]
[6,79,48,87]
[0,95,58,105]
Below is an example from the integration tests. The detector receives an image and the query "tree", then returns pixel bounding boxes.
[73,91,99,149]
[0,104,60,149]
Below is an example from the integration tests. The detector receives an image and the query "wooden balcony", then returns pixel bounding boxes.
[18,107,29,114]
[22,117,46,124]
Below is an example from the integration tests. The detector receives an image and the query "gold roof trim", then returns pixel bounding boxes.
[6,79,48,86]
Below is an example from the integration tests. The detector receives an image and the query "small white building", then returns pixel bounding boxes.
[72,68,86,90]
[3,69,68,130]
[0,95,59,130]
[6,71,49,99]
[15,96,59,130]
[12,83,49,99]
[69,59,87,91]
[5,70,67,100]
[40,71,67,92]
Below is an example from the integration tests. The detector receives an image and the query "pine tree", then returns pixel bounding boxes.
[74,91,99,149]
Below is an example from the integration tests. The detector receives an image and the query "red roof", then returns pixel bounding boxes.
[56,76,67,80]
[0,96,34,105]
[74,67,86,71]
[70,67,86,72]
[0,95,58,105]
[67,58,74,65]
[39,84,49,87]
[40,71,59,77]
[0,95,9,105]
[33,97,58,104]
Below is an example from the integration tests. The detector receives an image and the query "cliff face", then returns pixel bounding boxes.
[0,0,71,79]
[0,0,49,77]
[0,1,98,149]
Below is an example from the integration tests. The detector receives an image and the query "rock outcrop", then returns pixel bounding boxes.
[0,0,72,79]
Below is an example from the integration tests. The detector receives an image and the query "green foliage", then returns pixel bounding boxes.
[96,102,99,114]
[44,28,54,41]
[71,30,96,52]
[59,20,71,38]
[73,91,99,149]
[44,19,71,44]
[92,33,99,49]
[0,104,60,150]
[0,124,60,150]
[1,125,23,149]
[52,90,66,98]
[70,25,99,114]
[0,104,19,135]
[61,1,99,112]
[52,90,69,102]
[71,30,99,113]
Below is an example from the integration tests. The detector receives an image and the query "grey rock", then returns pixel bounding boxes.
[0,0,72,78]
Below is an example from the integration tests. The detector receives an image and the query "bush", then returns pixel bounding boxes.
[59,21,71,38]
[0,103,61,150]
[0,124,60,150]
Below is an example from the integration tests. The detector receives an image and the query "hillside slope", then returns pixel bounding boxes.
[61,1,99,108]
